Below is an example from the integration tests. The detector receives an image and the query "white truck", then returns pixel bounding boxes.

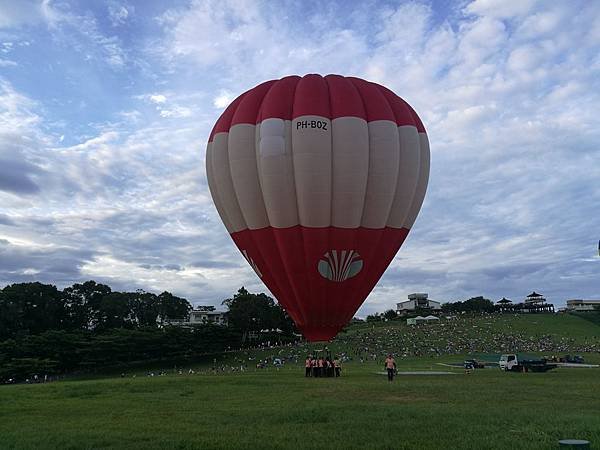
[499,354,557,372]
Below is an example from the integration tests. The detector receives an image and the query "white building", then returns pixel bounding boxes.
[167,308,228,326]
[566,299,600,312]
[190,309,228,325]
[397,293,441,315]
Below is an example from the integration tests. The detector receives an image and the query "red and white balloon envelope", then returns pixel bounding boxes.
[206,74,429,342]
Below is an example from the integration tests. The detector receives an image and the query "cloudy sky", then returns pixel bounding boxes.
[0,0,598,314]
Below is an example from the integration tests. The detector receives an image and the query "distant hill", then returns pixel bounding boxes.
[323,313,600,358]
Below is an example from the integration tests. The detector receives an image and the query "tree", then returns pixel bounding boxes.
[0,282,64,337]
[0,289,19,340]
[130,290,160,327]
[223,287,273,333]
[96,292,136,330]
[463,296,495,313]
[62,280,112,330]
[441,302,458,314]
[366,313,382,322]
[441,296,494,314]
[156,291,192,326]
[383,309,398,321]
[222,287,295,341]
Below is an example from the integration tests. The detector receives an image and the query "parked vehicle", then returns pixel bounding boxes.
[499,354,557,372]
[560,355,585,364]
[463,359,485,369]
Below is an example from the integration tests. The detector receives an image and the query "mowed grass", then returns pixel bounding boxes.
[487,313,600,340]
[1,360,600,449]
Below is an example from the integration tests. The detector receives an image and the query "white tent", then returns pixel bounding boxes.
[407,316,426,325]
[423,315,440,321]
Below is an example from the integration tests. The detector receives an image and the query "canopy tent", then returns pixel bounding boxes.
[407,315,438,325]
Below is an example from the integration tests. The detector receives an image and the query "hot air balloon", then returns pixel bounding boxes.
[206,74,429,341]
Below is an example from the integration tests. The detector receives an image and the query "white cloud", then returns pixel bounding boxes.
[0,79,42,133]
[213,90,233,109]
[18,4,129,69]
[108,3,131,26]
[464,0,537,19]
[376,2,432,58]
[150,94,167,104]
[71,17,127,68]
[141,93,197,119]
[518,9,564,37]
[156,0,370,87]
[159,106,192,118]
[0,0,62,28]
[118,110,142,122]
[506,44,542,72]
[65,131,119,153]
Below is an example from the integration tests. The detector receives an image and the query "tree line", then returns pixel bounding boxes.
[441,296,496,314]
[0,282,295,382]
[0,281,191,340]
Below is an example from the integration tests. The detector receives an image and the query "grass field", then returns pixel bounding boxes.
[1,358,600,449]
[2,313,600,449]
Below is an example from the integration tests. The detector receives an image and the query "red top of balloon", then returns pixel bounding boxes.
[209,74,425,141]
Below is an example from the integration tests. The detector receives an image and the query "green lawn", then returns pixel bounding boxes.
[1,358,599,449]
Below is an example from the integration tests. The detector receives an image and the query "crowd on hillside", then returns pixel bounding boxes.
[332,315,600,360]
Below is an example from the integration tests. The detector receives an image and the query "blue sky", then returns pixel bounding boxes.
[0,0,598,314]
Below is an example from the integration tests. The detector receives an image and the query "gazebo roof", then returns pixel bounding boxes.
[497,297,512,304]
[527,291,544,298]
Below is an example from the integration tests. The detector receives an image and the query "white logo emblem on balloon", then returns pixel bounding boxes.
[318,250,363,282]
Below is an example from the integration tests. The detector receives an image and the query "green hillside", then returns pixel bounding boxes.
[486,313,600,340]
[166,313,600,373]
[345,312,600,341]
[222,313,600,370]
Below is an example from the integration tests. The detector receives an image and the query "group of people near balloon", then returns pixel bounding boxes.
[304,355,342,377]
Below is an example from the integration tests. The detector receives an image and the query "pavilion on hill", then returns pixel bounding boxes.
[525,292,545,303]
[496,297,514,312]
[521,291,554,313]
